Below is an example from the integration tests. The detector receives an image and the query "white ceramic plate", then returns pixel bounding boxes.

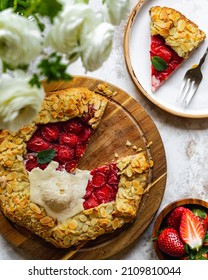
[124,0,208,118]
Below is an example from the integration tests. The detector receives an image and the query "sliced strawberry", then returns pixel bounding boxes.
[25,157,48,171]
[90,164,111,176]
[65,160,78,173]
[108,173,119,185]
[195,213,208,232]
[78,126,92,143]
[27,136,50,152]
[166,206,185,230]
[55,145,75,163]
[91,172,107,188]
[41,124,59,142]
[83,181,94,199]
[151,35,164,50]
[38,163,48,170]
[59,132,78,147]
[180,208,205,250]
[56,163,64,171]
[157,228,185,258]
[52,144,61,156]
[94,185,116,203]
[153,46,172,62]
[75,143,87,159]
[25,157,39,171]
[83,193,99,210]
[64,119,83,134]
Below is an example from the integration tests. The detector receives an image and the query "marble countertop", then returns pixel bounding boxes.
[1,0,208,260]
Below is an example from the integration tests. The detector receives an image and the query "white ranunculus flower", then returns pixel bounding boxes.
[46,3,99,62]
[105,0,130,25]
[80,22,114,71]
[0,71,45,132]
[0,9,42,67]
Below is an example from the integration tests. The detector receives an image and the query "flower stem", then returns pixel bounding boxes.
[2,62,7,73]
[0,0,9,10]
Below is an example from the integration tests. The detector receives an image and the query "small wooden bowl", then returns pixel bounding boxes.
[152,198,208,260]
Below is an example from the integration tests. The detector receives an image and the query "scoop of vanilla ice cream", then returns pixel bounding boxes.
[29,161,91,222]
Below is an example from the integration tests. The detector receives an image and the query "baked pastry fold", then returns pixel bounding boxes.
[150,6,206,59]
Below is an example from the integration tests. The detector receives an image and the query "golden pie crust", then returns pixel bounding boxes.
[150,6,206,59]
[0,87,151,248]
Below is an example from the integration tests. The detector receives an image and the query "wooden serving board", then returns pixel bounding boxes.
[0,76,167,259]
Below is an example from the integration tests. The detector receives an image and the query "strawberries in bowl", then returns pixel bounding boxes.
[152,199,208,260]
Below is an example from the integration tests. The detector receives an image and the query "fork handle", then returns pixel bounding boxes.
[198,46,208,67]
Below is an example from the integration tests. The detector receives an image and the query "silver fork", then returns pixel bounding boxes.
[177,46,208,106]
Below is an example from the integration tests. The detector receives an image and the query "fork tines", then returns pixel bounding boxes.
[177,78,198,106]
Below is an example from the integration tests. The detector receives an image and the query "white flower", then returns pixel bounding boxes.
[0,9,42,67]
[0,71,45,132]
[105,0,130,25]
[80,22,114,71]
[46,3,100,62]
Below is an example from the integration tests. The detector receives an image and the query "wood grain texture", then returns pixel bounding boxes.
[0,76,167,259]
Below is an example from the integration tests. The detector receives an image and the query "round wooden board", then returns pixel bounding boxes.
[0,76,167,260]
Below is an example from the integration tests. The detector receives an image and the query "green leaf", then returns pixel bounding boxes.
[37,149,55,164]
[75,0,89,3]
[184,244,190,254]
[29,73,41,88]
[38,53,73,82]
[151,56,168,71]
[0,0,10,11]
[25,0,62,22]
[204,233,208,242]
[192,208,207,219]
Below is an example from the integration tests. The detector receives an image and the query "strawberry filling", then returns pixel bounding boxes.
[150,35,184,91]
[83,163,119,210]
[25,115,120,210]
[25,117,93,173]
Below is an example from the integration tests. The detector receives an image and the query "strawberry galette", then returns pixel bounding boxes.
[150,6,206,91]
[0,87,152,248]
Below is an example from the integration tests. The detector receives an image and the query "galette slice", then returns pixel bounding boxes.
[150,6,206,91]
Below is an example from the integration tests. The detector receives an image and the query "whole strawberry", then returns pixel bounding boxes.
[157,228,185,258]
[166,206,185,230]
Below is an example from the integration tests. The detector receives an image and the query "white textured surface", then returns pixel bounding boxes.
[1,0,208,260]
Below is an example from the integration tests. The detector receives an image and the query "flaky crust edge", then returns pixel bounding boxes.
[150,6,206,59]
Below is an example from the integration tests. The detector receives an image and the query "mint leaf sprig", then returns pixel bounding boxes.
[37,148,56,164]
[151,56,168,71]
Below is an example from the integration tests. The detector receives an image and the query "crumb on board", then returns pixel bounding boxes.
[114,152,119,158]
[125,140,132,147]
[97,83,114,97]
[146,141,153,148]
